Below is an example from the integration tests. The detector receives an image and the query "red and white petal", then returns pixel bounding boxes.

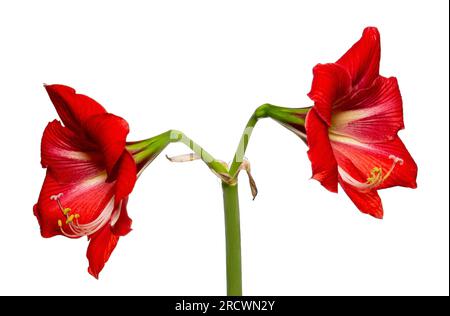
[331,77,404,143]
[112,151,137,205]
[83,113,130,175]
[331,136,417,190]
[86,225,120,279]
[34,171,115,238]
[336,27,381,90]
[45,84,106,132]
[41,120,104,183]
[111,198,133,237]
[305,109,339,192]
[307,63,352,125]
[339,177,384,219]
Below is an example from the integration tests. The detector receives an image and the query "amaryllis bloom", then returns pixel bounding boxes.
[304,27,417,218]
[34,85,140,278]
[261,27,417,218]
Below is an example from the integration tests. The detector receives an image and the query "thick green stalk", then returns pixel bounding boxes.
[222,182,242,296]
[223,103,310,296]
[224,104,269,296]
[127,103,310,296]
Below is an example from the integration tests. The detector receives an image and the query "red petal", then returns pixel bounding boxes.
[339,176,384,219]
[331,136,418,190]
[305,109,338,192]
[307,63,352,125]
[83,113,130,175]
[34,171,115,238]
[336,27,381,90]
[113,151,137,204]
[41,120,104,183]
[87,225,119,279]
[331,77,404,143]
[45,85,106,131]
[111,198,133,236]
[377,138,417,190]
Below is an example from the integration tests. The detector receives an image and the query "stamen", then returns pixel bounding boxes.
[339,155,404,192]
[66,214,75,224]
[50,193,66,216]
[50,193,115,238]
[50,193,63,201]
[59,225,81,238]
[382,155,404,182]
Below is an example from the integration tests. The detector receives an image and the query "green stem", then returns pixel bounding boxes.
[223,103,310,296]
[222,182,242,296]
[127,130,228,177]
[127,103,310,296]
[171,130,229,176]
[229,104,270,178]
[229,104,311,177]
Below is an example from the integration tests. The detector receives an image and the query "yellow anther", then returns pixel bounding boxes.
[58,220,63,227]
[340,155,403,193]
[367,166,383,185]
[74,214,80,219]
[66,214,75,224]
[63,208,71,215]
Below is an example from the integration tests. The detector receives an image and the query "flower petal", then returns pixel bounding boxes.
[112,151,137,205]
[83,113,130,175]
[44,84,106,131]
[87,225,119,279]
[330,77,404,143]
[336,27,381,90]
[111,198,133,236]
[307,63,352,125]
[339,177,384,219]
[305,109,339,192]
[41,120,104,183]
[331,136,418,190]
[34,171,115,238]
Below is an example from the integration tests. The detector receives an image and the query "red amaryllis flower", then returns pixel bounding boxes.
[33,84,137,278]
[305,27,417,218]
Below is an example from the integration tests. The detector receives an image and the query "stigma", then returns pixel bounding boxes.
[50,193,114,238]
[339,155,404,192]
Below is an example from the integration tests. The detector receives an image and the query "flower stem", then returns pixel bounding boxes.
[127,130,229,178]
[229,104,311,178]
[127,103,311,296]
[223,103,311,296]
[221,104,271,296]
[229,104,270,178]
[168,130,229,176]
[222,182,242,296]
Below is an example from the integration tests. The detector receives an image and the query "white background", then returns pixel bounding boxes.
[0,0,448,296]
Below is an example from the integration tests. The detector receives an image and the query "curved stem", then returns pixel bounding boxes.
[229,104,270,178]
[223,103,310,296]
[229,104,311,177]
[171,130,229,176]
[126,103,311,296]
[221,104,269,296]
[127,129,228,178]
